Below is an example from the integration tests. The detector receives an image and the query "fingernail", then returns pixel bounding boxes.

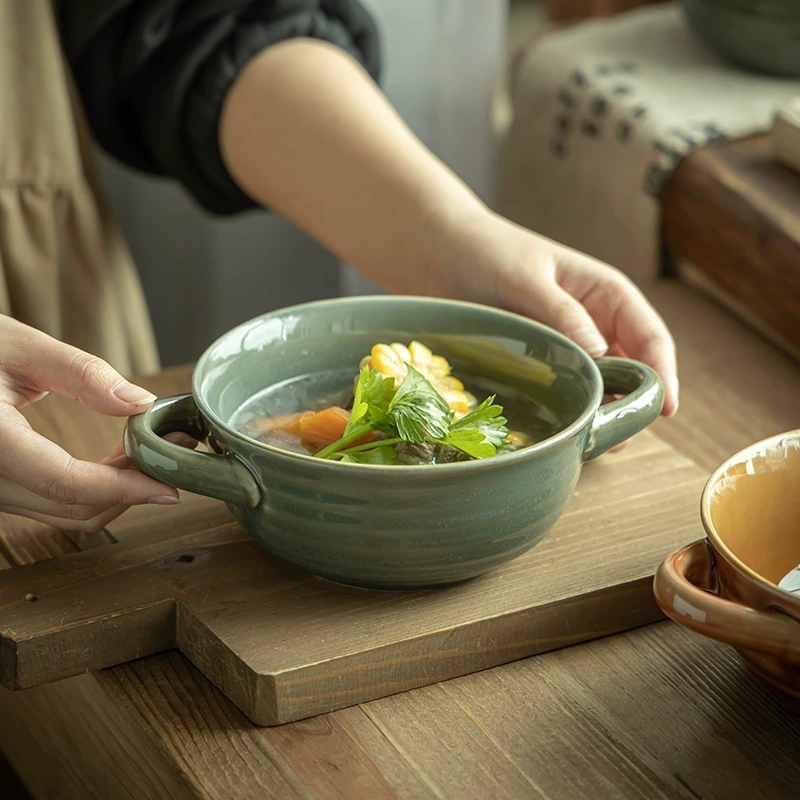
[576,330,608,358]
[113,381,157,406]
[666,377,680,416]
[101,454,130,467]
[148,495,181,505]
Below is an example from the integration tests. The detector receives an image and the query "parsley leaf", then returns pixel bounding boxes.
[388,365,451,441]
[340,445,404,465]
[446,395,509,455]
[436,429,498,460]
[317,361,510,464]
[345,367,395,436]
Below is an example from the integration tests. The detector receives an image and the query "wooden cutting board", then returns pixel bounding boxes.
[0,428,707,726]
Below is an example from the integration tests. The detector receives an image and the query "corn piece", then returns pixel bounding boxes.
[360,340,475,417]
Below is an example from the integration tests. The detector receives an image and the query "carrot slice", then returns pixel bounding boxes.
[283,411,314,435]
[285,406,352,449]
[288,406,378,453]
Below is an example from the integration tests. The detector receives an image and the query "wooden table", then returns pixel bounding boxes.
[1,275,800,799]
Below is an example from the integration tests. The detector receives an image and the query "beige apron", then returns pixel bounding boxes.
[0,0,160,376]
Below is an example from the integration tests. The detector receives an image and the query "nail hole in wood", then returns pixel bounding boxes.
[23,593,39,602]
[177,554,195,563]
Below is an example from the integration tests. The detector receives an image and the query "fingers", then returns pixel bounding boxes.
[0,414,199,531]
[0,406,180,507]
[0,474,129,529]
[104,440,129,462]
[460,216,679,417]
[620,322,678,417]
[581,275,678,417]
[0,499,130,532]
[0,427,200,532]
[0,317,194,530]
[552,252,679,417]
[513,265,678,416]
[514,278,610,358]
[0,315,156,415]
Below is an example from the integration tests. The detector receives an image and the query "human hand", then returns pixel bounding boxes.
[437,210,679,417]
[0,315,183,531]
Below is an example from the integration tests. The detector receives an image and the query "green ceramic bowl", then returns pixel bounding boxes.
[124,296,663,590]
[683,0,800,77]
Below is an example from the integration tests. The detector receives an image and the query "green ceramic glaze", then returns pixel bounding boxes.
[683,0,800,77]
[124,296,663,589]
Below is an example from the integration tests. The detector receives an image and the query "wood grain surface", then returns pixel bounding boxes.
[0,378,706,726]
[1,276,800,798]
[662,135,800,360]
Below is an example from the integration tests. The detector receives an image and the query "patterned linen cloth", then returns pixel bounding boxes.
[499,4,800,282]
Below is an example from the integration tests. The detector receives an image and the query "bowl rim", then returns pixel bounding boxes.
[701,428,800,590]
[191,295,605,473]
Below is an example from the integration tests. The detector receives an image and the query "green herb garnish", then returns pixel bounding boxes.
[315,364,509,463]
[448,395,509,450]
[387,365,451,441]
[340,445,404,465]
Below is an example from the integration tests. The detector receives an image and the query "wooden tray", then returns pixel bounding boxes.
[0,430,707,726]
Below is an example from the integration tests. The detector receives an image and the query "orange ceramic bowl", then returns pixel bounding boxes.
[653,430,800,701]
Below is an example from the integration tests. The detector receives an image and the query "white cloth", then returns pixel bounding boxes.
[499,4,800,282]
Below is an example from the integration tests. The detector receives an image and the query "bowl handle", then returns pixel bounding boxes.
[653,539,800,659]
[124,394,260,509]
[581,357,664,461]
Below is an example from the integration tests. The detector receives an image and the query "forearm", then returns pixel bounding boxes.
[218,38,678,416]
[219,38,485,293]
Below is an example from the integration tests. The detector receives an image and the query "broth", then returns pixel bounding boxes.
[232,368,565,460]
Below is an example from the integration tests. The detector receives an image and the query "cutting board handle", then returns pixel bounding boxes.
[124,394,261,508]
[582,357,664,461]
[0,552,179,690]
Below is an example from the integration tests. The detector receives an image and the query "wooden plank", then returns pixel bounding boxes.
[84,623,800,800]
[0,675,199,800]
[0,427,706,724]
[355,622,800,800]
[662,135,800,361]
[99,654,401,800]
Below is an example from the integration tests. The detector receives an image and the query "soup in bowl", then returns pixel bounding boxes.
[124,296,663,589]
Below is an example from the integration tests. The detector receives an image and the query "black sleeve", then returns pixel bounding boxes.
[57,0,381,215]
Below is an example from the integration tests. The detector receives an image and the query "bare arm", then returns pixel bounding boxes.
[219,39,678,415]
[219,38,481,295]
